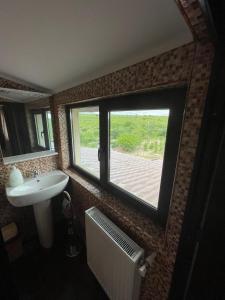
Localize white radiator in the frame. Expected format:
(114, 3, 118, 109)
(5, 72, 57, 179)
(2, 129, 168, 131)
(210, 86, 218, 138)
(85, 207, 145, 300)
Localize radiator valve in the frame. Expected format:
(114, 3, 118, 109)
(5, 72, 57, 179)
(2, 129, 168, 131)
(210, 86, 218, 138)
(139, 264, 147, 277)
(146, 251, 157, 267)
(139, 251, 156, 278)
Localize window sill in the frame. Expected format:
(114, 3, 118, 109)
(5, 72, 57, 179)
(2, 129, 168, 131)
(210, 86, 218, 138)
(64, 167, 165, 252)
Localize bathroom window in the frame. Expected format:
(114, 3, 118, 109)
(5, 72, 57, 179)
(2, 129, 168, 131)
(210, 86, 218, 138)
(67, 88, 186, 225)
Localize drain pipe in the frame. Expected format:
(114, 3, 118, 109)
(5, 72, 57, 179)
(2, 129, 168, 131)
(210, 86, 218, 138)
(62, 191, 80, 257)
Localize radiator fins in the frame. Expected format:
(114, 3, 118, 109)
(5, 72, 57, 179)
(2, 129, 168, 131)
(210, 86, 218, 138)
(92, 210, 137, 257)
(86, 207, 143, 260)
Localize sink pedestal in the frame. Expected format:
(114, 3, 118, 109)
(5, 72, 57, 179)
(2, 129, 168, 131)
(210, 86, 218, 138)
(33, 199, 53, 248)
(6, 170, 69, 249)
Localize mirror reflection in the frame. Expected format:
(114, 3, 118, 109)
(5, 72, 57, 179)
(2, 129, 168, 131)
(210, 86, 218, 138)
(0, 99, 54, 158)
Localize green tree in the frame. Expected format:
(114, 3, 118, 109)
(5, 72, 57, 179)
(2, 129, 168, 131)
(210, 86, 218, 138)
(117, 134, 141, 152)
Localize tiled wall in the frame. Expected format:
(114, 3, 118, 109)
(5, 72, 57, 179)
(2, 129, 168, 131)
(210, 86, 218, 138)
(51, 1, 214, 299)
(0, 77, 37, 92)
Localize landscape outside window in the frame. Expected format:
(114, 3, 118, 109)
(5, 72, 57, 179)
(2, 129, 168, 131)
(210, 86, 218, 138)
(34, 113, 46, 148)
(46, 111, 55, 150)
(33, 110, 54, 150)
(71, 106, 100, 178)
(109, 110, 169, 208)
(71, 107, 169, 208)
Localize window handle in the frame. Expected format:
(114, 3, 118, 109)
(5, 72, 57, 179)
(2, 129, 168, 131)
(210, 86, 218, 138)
(98, 148, 101, 162)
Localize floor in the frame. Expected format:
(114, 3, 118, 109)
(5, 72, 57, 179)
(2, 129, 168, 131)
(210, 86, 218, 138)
(80, 147, 163, 208)
(10, 243, 108, 300)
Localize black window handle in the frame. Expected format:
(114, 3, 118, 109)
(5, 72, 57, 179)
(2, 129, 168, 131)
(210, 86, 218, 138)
(98, 148, 101, 162)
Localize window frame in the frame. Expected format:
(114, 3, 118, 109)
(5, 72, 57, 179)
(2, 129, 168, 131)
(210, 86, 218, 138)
(66, 102, 102, 182)
(66, 87, 186, 226)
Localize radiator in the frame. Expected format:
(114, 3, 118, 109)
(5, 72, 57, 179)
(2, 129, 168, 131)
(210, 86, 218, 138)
(85, 207, 145, 300)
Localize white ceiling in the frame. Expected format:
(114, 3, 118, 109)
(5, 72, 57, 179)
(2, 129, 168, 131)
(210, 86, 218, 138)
(0, 0, 192, 93)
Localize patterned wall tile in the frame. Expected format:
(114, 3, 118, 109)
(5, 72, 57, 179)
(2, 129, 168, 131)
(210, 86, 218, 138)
(0, 155, 58, 188)
(0, 77, 37, 92)
(152, 43, 195, 86)
(135, 58, 154, 89)
(111, 65, 137, 94)
(92, 74, 113, 98)
(56, 105, 70, 169)
(176, 0, 210, 41)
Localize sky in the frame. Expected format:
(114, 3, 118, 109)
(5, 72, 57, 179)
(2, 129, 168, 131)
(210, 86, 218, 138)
(80, 109, 170, 116)
(111, 110, 169, 116)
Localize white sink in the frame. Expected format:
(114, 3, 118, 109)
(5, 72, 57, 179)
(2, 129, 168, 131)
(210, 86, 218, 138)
(6, 170, 69, 248)
(6, 170, 69, 207)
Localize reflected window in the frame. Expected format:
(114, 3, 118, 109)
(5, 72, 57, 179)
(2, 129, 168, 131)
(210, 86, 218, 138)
(32, 110, 54, 151)
(34, 113, 46, 148)
(0, 107, 11, 156)
(46, 111, 54, 150)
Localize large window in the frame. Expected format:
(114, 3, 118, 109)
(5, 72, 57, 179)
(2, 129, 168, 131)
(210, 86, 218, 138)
(67, 88, 186, 225)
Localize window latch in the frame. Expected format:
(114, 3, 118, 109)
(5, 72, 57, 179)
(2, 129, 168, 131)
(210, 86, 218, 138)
(98, 148, 101, 162)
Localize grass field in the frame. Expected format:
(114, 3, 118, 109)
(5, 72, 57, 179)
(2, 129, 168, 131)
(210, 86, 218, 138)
(79, 113, 169, 159)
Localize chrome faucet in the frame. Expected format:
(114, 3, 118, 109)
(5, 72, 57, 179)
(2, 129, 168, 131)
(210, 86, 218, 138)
(32, 170, 39, 178)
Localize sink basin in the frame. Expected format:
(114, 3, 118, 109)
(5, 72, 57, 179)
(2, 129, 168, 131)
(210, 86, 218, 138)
(6, 170, 69, 207)
(6, 170, 69, 248)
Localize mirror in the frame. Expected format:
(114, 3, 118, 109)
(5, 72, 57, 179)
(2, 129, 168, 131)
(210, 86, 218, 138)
(0, 88, 55, 159)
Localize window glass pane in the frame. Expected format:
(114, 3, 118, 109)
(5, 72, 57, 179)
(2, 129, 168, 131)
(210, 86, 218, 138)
(46, 111, 54, 150)
(71, 106, 100, 178)
(34, 113, 46, 148)
(109, 109, 169, 208)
